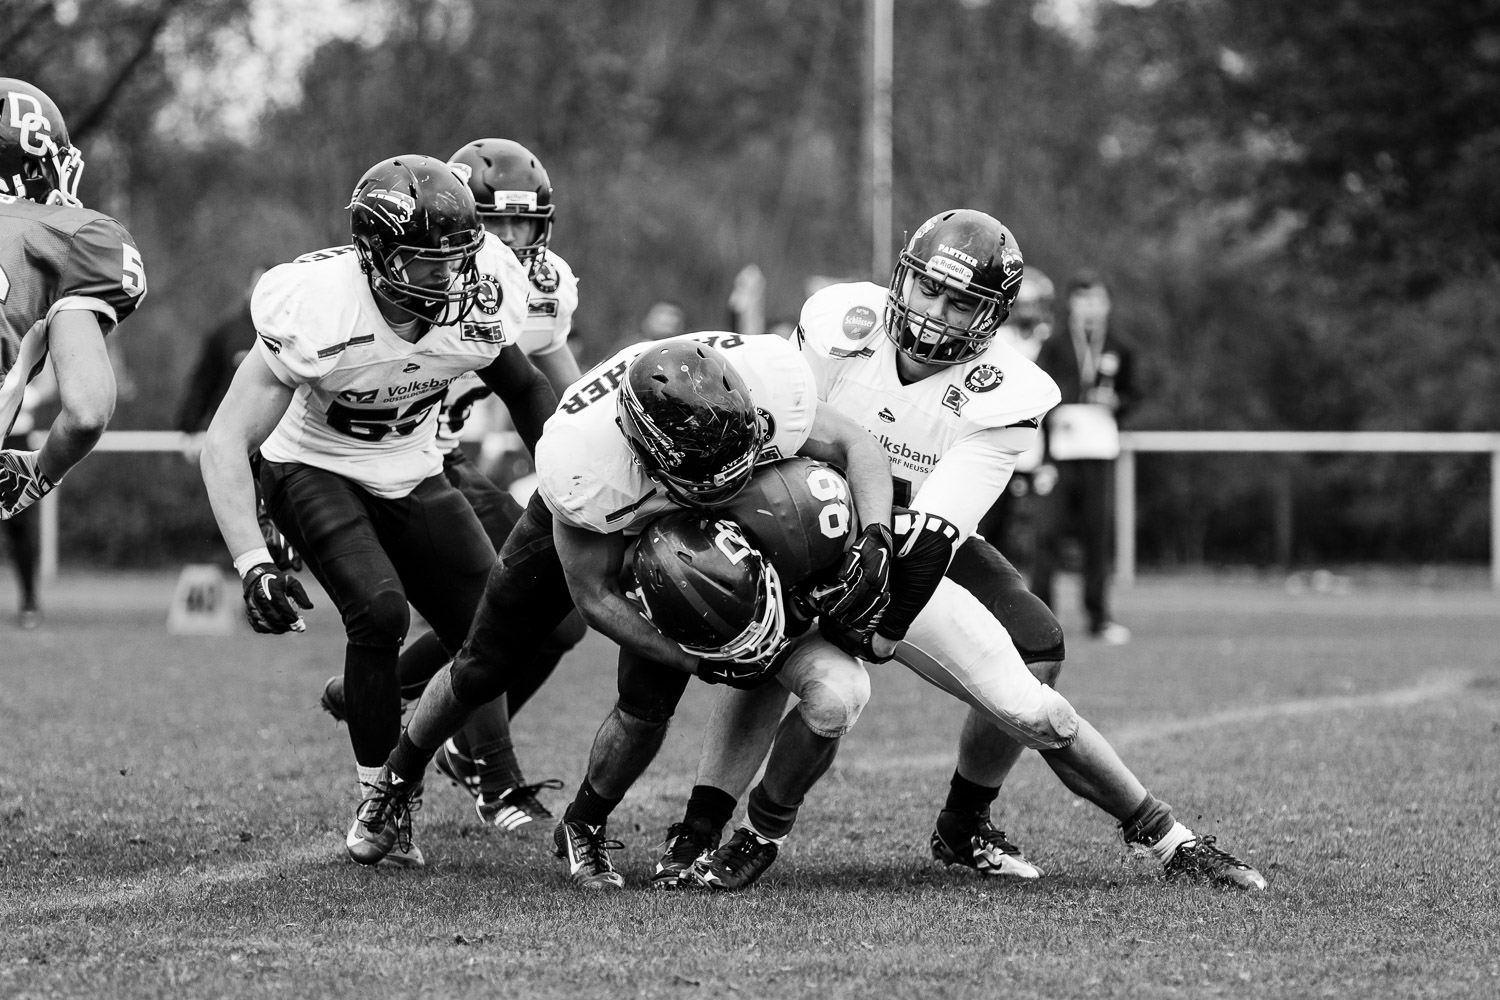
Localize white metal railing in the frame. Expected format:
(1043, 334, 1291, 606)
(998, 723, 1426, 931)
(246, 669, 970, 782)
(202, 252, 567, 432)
(1114, 431, 1500, 589)
(26, 430, 1500, 589)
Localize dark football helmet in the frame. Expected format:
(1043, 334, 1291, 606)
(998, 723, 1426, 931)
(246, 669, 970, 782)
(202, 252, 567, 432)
(886, 209, 1025, 366)
(447, 138, 555, 264)
(633, 511, 787, 663)
(348, 155, 485, 325)
(617, 340, 762, 509)
(722, 458, 854, 594)
(0, 78, 84, 207)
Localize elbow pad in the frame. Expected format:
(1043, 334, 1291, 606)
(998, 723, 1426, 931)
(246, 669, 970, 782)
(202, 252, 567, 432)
(876, 508, 959, 642)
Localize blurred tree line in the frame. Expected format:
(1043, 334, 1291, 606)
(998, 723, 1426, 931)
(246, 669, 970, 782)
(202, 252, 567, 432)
(3, 0, 1496, 569)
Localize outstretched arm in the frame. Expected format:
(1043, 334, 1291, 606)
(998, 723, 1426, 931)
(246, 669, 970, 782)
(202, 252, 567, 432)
(37, 310, 117, 484)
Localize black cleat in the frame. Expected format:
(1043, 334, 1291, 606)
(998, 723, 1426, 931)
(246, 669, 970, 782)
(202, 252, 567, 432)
(1163, 836, 1268, 891)
(930, 815, 1043, 879)
(553, 819, 625, 889)
(694, 827, 778, 892)
(651, 822, 720, 890)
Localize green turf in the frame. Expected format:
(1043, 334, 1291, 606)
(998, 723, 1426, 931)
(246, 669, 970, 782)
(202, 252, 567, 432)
(1, 571, 1497, 998)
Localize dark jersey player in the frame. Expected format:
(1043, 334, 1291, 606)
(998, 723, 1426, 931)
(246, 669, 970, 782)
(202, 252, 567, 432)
(1, 78, 146, 519)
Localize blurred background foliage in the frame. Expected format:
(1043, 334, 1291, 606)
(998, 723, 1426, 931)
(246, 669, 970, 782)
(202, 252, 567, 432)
(3, 0, 1497, 568)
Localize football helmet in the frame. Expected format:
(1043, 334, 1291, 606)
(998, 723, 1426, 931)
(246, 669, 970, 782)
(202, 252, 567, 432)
(886, 209, 1025, 366)
(447, 138, 555, 263)
(617, 340, 762, 508)
(721, 458, 854, 593)
(633, 511, 787, 663)
(0, 78, 84, 207)
(348, 155, 485, 325)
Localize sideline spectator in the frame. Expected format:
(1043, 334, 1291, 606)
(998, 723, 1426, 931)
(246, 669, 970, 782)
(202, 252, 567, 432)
(1031, 270, 1135, 644)
(174, 267, 268, 434)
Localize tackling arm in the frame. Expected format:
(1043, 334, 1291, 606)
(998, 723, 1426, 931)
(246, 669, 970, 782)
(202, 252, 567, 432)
(554, 519, 702, 674)
(477, 345, 557, 454)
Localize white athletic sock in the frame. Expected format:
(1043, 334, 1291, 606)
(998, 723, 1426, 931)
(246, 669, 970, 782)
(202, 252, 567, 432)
(743, 818, 788, 846)
(356, 764, 382, 791)
(1148, 821, 1196, 863)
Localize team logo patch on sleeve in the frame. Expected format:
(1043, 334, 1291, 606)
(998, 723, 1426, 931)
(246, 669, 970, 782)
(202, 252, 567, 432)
(964, 364, 1004, 392)
(532, 259, 560, 294)
(842, 306, 878, 340)
(475, 276, 503, 315)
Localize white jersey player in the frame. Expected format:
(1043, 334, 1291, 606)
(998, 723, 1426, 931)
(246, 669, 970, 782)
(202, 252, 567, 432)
(201, 154, 558, 869)
(662, 211, 1266, 895)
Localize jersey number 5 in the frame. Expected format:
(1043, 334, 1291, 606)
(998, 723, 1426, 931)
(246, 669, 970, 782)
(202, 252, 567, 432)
(326, 388, 445, 442)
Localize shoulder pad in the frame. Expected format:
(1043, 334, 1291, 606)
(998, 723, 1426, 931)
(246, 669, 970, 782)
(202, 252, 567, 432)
(945, 339, 1061, 429)
(250, 258, 363, 384)
(797, 281, 887, 356)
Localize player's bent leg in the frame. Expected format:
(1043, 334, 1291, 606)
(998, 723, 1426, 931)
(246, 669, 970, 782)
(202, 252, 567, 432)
(928, 708, 1044, 879)
(946, 535, 1066, 668)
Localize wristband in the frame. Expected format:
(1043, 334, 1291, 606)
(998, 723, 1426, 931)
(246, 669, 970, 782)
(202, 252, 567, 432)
(234, 548, 274, 578)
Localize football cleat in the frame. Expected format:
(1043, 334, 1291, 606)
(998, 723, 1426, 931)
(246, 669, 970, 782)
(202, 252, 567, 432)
(553, 819, 625, 890)
(345, 767, 422, 867)
(694, 827, 778, 892)
(651, 822, 721, 890)
(382, 782, 426, 868)
(319, 675, 345, 723)
(1161, 835, 1268, 891)
(930, 816, 1044, 879)
(433, 739, 482, 798)
(477, 779, 564, 832)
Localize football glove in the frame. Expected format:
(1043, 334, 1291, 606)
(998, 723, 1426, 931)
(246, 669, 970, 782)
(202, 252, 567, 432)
(444, 385, 493, 434)
(241, 563, 313, 634)
(256, 495, 303, 572)
(695, 639, 793, 690)
(817, 522, 895, 629)
(0, 449, 56, 519)
(818, 616, 898, 664)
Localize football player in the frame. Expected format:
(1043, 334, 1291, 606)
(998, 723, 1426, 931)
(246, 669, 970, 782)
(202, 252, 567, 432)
(660, 210, 1264, 892)
(319, 139, 587, 832)
(200, 154, 557, 867)
(1, 79, 146, 521)
(358, 333, 896, 883)
(643, 461, 1266, 893)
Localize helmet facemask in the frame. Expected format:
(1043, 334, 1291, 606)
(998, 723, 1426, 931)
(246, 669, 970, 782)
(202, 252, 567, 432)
(886, 256, 1010, 366)
(361, 231, 484, 326)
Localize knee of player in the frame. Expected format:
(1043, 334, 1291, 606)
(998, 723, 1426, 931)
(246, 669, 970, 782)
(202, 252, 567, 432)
(346, 587, 410, 646)
(1029, 686, 1080, 749)
(796, 668, 871, 738)
(1028, 657, 1065, 687)
(614, 694, 676, 730)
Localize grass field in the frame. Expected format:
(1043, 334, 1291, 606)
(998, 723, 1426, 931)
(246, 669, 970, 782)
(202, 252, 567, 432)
(2, 569, 1498, 999)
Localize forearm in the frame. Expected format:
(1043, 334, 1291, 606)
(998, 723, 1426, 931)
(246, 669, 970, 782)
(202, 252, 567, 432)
(201, 435, 269, 564)
(574, 587, 701, 674)
(842, 435, 893, 531)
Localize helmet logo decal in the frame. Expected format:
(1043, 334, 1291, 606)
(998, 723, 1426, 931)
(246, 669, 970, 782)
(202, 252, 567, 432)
(841, 305, 878, 340)
(474, 276, 502, 315)
(447, 161, 473, 184)
(910, 217, 938, 242)
(964, 364, 1004, 392)
(6, 91, 53, 156)
(927, 254, 974, 286)
(362, 188, 416, 232)
(937, 244, 979, 268)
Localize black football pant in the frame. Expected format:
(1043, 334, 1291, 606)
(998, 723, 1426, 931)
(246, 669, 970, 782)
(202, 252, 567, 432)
(946, 532, 1066, 665)
(448, 491, 688, 720)
(261, 461, 494, 766)
(395, 450, 587, 713)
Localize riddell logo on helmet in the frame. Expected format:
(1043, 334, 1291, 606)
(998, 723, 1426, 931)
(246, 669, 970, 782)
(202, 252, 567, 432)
(842, 306, 878, 340)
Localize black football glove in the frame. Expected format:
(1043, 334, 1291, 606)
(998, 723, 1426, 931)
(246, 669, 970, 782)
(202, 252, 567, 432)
(242, 563, 313, 634)
(0, 449, 56, 519)
(256, 496, 303, 572)
(695, 640, 794, 690)
(444, 386, 494, 434)
(818, 616, 897, 664)
(818, 522, 895, 629)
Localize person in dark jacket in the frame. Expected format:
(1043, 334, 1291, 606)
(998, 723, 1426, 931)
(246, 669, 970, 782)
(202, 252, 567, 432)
(1031, 270, 1135, 643)
(174, 267, 266, 433)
